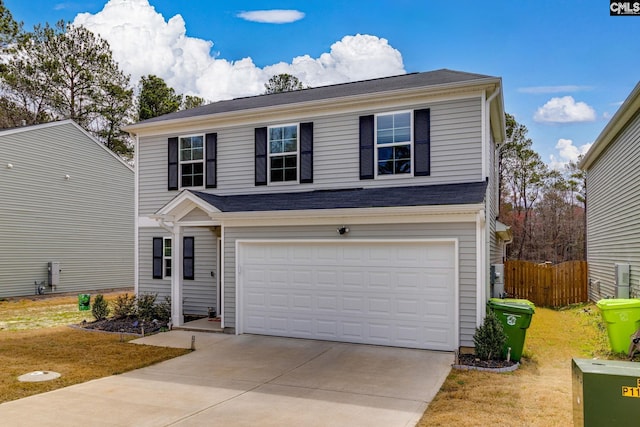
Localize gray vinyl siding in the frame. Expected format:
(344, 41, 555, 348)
(183, 227, 218, 315)
(585, 109, 640, 300)
(138, 227, 171, 300)
(489, 133, 502, 265)
(138, 226, 218, 316)
(223, 222, 478, 347)
(0, 122, 134, 297)
(138, 97, 483, 216)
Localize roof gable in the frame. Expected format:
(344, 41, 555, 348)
(0, 120, 133, 172)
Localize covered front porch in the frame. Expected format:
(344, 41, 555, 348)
(151, 190, 223, 329)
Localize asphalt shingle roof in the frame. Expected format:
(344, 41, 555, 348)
(136, 69, 497, 125)
(189, 181, 488, 213)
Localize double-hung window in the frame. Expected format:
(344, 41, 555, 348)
(179, 135, 204, 187)
(268, 124, 298, 183)
(375, 112, 412, 176)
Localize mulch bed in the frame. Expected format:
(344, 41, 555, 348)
(76, 318, 170, 336)
(453, 353, 519, 372)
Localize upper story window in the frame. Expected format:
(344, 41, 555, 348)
(179, 135, 204, 187)
(269, 124, 298, 183)
(376, 112, 412, 176)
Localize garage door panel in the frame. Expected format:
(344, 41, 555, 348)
(240, 241, 457, 350)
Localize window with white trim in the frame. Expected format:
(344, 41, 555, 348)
(163, 238, 172, 278)
(179, 135, 204, 187)
(375, 112, 412, 176)
(268, 124, 298, 182)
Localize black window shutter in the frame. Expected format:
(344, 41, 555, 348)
(359, 115, 374, 180)
(205, 133, 217, 188)
(168, 137, 179, 190)
(152, 238, 163, 279)
(183, 237, 194, 280)
(255, 127, 267, 186)
(414, 109, 431, 176)
(299, 122, 313, 183)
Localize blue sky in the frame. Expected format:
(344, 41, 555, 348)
(5, 0, 640, 168)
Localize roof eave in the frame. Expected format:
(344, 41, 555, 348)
(125, 77, 502, 136)
(580, 81, 640, 170)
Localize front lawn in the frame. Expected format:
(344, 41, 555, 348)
(0, 293, 189, 403)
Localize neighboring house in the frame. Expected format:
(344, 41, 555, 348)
(0, 120, 134, 298)
(125, 69, 506, 352)
(580, 81, 640, 301)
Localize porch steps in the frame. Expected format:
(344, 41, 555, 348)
(174, 317, 224, 333)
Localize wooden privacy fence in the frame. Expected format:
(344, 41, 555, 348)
(504, 260, 588, 307)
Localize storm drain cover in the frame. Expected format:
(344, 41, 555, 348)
(18, 371, 61, 382)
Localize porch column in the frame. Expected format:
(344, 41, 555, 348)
(171, 224, 183, 326)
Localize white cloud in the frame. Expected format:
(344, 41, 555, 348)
(548, 138, 592, 170)
(237, 10, 305, 24)
(73, 0, 404, 102)
(533, 96, 596, 123)
(518, 85, 592, 94)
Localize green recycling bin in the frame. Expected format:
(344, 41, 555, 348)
(596, 299, 640, 354)
(78, 294, 91, 311)
(488, 298, 535, 362)
(497, 298, 536, 309)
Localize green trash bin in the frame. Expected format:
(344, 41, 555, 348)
(596, 299, 640, 354)
(78, 294, 91, 311)
(496, 298, 536, 309)
(488, 298, 535, 362)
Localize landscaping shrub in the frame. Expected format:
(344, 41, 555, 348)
(91, 294, 110, 320)
(137, 293, 158, 321)
(473, 309, 507, 360)
(112, 293, 137, 318)
(155, 296, 172, 322)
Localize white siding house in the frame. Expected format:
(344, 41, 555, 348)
(0, 120, 134, 297)
(580, 82, 640, 300)
(126, 69, 507, 351)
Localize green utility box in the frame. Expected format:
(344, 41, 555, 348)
(487, 298, 535, 362)
(572, 358, 640, 426)
(78, 294, 91, 311)
(596, 299, 640, 354)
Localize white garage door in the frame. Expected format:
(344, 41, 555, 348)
(238, 240, 457, 350)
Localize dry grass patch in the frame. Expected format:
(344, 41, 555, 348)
(419, 304, 618, 427)
(0, 293, 189, 403)
(0, 293, 122, 331)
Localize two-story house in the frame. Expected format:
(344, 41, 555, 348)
(125, 69, 506, 352)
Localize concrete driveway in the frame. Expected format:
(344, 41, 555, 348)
(0, 332, 453, 426)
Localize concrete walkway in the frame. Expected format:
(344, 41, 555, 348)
(0, 332, 453, 426)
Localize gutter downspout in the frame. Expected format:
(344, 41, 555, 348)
(479, 86, 502, 324)
(486, 86, 501, 105)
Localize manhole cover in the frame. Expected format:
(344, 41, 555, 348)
(18, 371, 61, 382)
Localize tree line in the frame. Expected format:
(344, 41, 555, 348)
(0, 3, 205, 159)
(499, 114, 586, 263)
